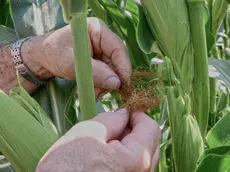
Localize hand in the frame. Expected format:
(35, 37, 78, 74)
(36, 110, 161, 172)
(22, 17, 131, 98)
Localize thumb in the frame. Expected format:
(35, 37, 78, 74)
(92, 59, 121, 90)
(91, 109, 129, 142)
(57, 109, 129, 145)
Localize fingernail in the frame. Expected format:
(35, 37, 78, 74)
(117, 108, 128, 115)
(104, 76, 121, 90)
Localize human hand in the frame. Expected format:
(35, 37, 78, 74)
(22, 17, 131, 98)
(36, 109, 161, 172)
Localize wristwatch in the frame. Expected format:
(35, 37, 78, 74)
(11, 37, 47, 86)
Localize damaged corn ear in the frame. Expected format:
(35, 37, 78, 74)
(174, 115, 204, 172)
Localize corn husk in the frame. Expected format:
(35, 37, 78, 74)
(0, 80, 59, 172)
(138, 0, 194, 94)
(174, 115, 204, 172)
(164, 57, 204, 172)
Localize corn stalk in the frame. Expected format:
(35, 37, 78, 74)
(60, 0, 96, 121)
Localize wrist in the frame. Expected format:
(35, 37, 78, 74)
(21, 36, 54, 80)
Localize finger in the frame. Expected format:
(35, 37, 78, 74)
(150, 145, 160, 172)
(87, 17, 132, 85)
(121, 112, 161, 159)
(91, 109, 129, 142)
(53, 109, 129, 148)
(95, 87, 108, 100)
(77, 87, 106, 99)
(117, 127, 131, 141)
(92, 59, 121, 90)
(57, 54, 121, 91)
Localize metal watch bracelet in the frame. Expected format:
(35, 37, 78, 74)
(11, 37, 47, 86)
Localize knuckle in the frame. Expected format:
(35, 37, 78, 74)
(150, 120, 161, 137)
(87, 17, 106, 31)
(131, 158, 151, 172)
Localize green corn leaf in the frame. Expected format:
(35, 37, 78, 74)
(32, 86, 53, 119)
(203, 1, 216, 52)
(0, 0, 11, 26)
(97, 0, 149, 68)
(207, 113, 230, 148)
(0, 73, 59, 171)
(63, 85, 78, 131)
(88, 0, 111, 25)
(136, 6, 154, 54)
(196, 154, 230, 172)
(212, 0, 228, 36)
(47, 79, 76, 134)
(125, 0, 139, 23)
(0, 26, 17, 45)
(198, 145, 230, 164)
(158, 139, 172, 172)
(208, 58, 230, 89)
(10, 87, 59, 141)
(216, 87, 229, 117)
(0, 90, 59, 172)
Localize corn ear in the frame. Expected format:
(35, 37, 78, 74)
(0, 86, 59, 172)
(163, 57, 204, 172)
(187, 0, 210, 137)
(138, 0, 194, 94)
(174, 115, 204, 172)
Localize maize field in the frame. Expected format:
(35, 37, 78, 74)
(0, 0, 230, 171)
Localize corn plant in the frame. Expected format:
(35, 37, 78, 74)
(0, 0, 230, 172)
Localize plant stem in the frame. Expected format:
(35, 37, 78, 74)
(228, 10, 230, 38)
(209, 47, 219, 127)
(70, 14, 96, 121)
(60, 0, 97, 120)
(187, 0, 210, 137)
(209, 78, 216, 127)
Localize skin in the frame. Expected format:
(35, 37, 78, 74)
(0, 17, 131, 96)
(36, 109, 161, 172)
(0, 17, 161, 171)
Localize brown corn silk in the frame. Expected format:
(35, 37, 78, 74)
(120, 68, 162, 114)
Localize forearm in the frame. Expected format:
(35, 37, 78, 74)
(0, 35, 53, 94)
